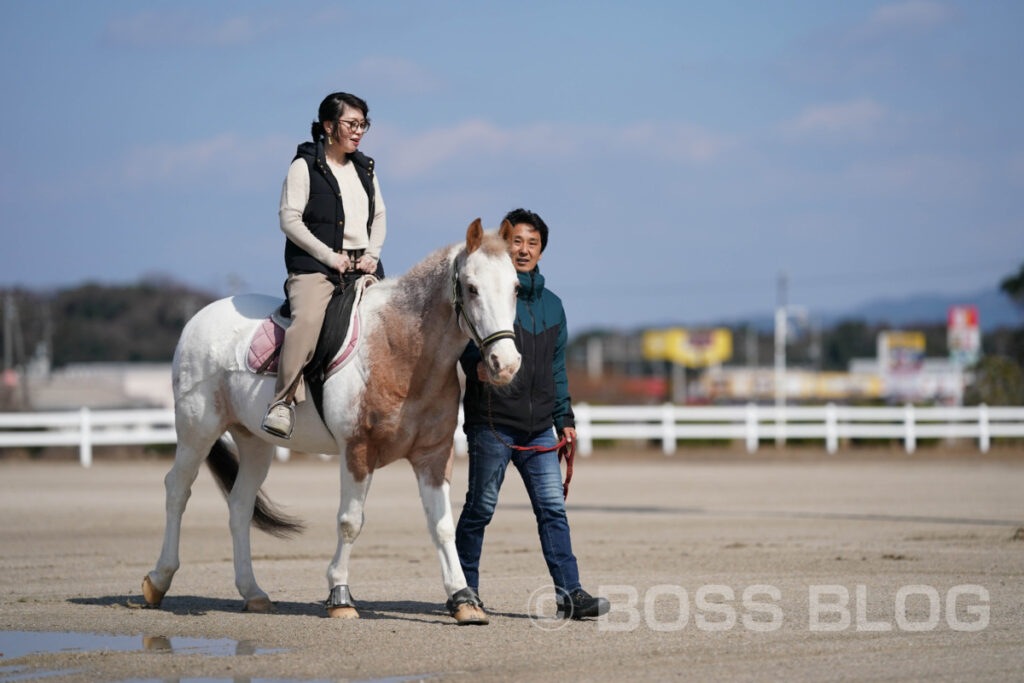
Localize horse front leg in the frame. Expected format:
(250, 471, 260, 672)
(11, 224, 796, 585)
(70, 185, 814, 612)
(415, 467, 488, 625)
(325, 454, 373, 619)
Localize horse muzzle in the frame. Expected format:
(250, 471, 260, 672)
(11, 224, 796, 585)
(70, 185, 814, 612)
(486, 340, 521, 386)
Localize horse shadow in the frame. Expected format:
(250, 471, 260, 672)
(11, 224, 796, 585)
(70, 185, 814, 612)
(69, 595, 531, 623)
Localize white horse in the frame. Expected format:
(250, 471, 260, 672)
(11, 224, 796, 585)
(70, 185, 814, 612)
(142, 220, 520, 624)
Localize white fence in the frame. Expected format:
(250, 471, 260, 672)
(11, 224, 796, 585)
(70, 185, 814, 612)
(573, 403, 1024, 456)
(2, 404, 1023, 467)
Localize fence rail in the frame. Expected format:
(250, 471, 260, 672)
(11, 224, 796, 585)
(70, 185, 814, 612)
(2, 404, 1023, 466)
(573, 403, 1024, 455)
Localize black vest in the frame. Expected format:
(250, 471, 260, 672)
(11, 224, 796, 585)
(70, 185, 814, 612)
(284, 140, 383, 278)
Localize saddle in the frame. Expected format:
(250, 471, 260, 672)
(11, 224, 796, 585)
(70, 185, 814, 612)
(245, 273, 377, 418)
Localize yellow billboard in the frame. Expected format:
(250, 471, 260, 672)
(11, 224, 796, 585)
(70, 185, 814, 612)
(642, 328, 733, 368)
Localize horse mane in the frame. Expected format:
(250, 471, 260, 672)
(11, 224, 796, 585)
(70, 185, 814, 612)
(388, 230, 509, 311)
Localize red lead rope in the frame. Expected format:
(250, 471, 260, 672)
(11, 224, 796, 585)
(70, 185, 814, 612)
(558, 436, 576, 500)
(499, 434, 575, 500)
(485, 389, 576, 500)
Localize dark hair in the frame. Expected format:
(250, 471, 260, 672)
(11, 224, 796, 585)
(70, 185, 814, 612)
(310, 92, 369, 141)
(503, 208, 549, 252)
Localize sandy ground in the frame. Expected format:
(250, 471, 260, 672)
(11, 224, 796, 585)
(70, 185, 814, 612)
(1, 448, 1023, 682)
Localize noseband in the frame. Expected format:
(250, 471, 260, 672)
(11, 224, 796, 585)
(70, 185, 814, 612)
(451, 261, 516, 351)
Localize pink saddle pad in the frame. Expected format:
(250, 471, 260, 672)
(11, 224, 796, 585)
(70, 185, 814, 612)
(247, 317, 285, 374)
(246, 313, 361, 377)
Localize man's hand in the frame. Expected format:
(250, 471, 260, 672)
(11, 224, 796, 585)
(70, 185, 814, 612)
(356, 254, 378, 273)
(560, 427, 577, 444)
(333, 252, 352, 273)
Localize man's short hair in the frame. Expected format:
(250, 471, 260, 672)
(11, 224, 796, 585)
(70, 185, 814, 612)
(503, 208, 549, 252)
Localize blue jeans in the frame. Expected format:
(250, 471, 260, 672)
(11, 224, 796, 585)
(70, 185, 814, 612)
(454, 423, 580, 593)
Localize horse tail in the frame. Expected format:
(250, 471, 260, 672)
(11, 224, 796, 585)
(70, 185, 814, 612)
(205, 438, 305, 539)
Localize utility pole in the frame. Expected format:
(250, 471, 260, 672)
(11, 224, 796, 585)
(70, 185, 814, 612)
(3, 292, 13, 372)
(774, 273, 787, 447)
(3, 292, 28, 408)
(586, 336, 603, 380)
(773, 273, 810, 448)
(745, 325, 758, 368)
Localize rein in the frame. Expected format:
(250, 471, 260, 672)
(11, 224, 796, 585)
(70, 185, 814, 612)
(451, 261, 516, 351)
(453, 252, 575, 500)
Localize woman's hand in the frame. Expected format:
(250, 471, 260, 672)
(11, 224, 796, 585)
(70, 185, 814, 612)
(333, 252, 352, 273)
(356, 254, 378, 273)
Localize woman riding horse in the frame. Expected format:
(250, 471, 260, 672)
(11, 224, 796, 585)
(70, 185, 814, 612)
(264, 92, 386, 438)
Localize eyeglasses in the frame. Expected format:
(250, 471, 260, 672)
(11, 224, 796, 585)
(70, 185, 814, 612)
(338, 118, 371, 133)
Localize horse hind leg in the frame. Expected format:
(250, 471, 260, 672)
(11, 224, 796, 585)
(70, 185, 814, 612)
(144, 422, 222, 606)
(222, 427, 283, 613)
(325, 453, 373, 619)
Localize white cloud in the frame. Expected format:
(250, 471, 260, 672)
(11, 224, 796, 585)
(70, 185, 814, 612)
(346, 57, 446, 96)
(784, 99, 887, 139)
(375, 119, 732, 179)
(841, 154, 981, 198)
(869, 0, 954, 31)
(120, 134, 292, 189)
(103, 11, 275, 48)
(621, 122, 733, 163)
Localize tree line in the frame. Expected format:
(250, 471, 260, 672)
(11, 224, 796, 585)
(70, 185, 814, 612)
(1, 277, 214, 368)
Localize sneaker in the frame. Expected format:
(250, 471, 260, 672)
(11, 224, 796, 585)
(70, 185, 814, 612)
(557, 588, 610, 620)
(262, 402, 293, 438)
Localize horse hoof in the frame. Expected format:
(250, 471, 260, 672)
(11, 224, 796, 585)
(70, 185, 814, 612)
(452, 603, 489, 625)
(141, 576, 165, 607)
(243, 597, 276, 613)
(327, 606, 360, 619)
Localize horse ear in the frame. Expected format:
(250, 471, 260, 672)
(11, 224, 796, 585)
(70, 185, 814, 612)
(466, 218, 483, 254)
(499, 219, 514, 244)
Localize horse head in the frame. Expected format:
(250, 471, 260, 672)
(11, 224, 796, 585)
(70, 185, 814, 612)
(454, 218, 522, 385)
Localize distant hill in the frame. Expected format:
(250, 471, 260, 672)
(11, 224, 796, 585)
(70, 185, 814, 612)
(827, 288, 1021, 332)
(717, 287, 1022, 332)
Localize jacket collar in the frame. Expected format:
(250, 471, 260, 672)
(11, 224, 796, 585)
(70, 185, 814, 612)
(517, 268, 545, 302)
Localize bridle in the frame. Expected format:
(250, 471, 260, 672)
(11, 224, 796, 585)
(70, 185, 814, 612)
(452, 255, 576, 500)
(451, 259, 516, 351)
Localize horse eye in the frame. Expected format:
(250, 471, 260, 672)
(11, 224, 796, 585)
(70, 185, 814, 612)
(467, 284, 479, 296)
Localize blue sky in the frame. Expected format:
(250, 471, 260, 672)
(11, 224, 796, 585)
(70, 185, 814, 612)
(1, 0, 1021, 331)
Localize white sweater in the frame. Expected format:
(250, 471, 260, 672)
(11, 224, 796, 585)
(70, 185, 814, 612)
(278, 155, 387, 267)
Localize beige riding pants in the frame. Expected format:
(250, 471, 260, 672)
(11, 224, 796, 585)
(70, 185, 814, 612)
(273, 272, 336, 405)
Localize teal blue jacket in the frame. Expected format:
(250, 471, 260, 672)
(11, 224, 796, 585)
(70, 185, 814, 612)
(460, 268, 575, 434)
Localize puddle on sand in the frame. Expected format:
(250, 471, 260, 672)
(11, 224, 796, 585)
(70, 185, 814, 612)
(0, 666, 81, 682)
(0, 631, 286, 661)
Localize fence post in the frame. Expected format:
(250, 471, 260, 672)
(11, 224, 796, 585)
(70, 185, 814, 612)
(661, 403, 676, 455)
(576, 402, 592, 456)
(904, 403, 916, 454)
(978, 403, 990, 453)
(745, 402, 758, 453)
(825, 402, 838, 454)
(80, 407, 93, 468)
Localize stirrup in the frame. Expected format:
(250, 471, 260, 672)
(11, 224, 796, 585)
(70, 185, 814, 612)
(261, 400, 295, 439)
